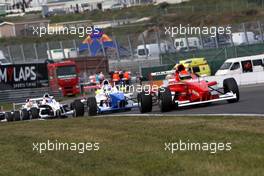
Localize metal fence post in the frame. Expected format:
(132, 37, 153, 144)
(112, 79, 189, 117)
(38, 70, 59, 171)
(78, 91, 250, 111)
(257, 21, 263, 43)
(33, 43, 39, 60)
(7, 46, 13, 63)
(20, 45, 26, 63)
(113, 36, 120, 61)
(155, 30, 162, 57)
(199, 33, 204, 49)
(242, 23, 249, 45)
(234, 46, 238, 57)
(101, 41, 106, 58)
(184, 33, 190, 51)
(170, 36, 176, 50)
(86, 42, 91, 57)
(72, 39, 78, 57)
(127, 34, 134, 59)
(142, 33, 148, 59)
(229, 27, 234, 47)
(60, 41, 66, 59)
(214, 35, 219, 48)
(46, 42, 52, 60)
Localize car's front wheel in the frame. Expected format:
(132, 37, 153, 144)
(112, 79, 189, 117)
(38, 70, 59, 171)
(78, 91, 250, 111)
(137, 91, 152, 113)
(158, 87, 173, 112)
(223, 78, 240, 103)
(31, 107, 39, 119)
(73, 99, 85, 117)
(87, 97, 97, 116)
(21, 109, 30, 120)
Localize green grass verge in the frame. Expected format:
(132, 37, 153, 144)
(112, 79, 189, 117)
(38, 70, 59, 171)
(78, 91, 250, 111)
(0, 116, 263, 176)
(0, 103, 13, 111)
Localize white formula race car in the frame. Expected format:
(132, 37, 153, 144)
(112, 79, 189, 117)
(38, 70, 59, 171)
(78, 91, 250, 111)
(10, 94, 84, 120)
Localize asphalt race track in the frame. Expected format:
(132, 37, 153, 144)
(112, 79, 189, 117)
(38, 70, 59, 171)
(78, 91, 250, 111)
(120, 84, 264, 116)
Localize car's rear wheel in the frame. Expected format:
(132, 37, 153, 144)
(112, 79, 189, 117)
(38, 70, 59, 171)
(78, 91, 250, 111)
(87, 97, 97, 116)
(137, 91, 152, 113)
(14, 111, 21, 121)
(73, 99, 85, 117)
(158, 87, 173, 112)
(5, 112, 13, 122)
(223, 78, 240, 103)
(31, 107, 39, 119)
(21, 109, 30, 120)
(56, 109, 62, 118)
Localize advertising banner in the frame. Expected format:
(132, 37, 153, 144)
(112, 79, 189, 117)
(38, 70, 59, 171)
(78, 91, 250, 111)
(0, 63, 49, 90)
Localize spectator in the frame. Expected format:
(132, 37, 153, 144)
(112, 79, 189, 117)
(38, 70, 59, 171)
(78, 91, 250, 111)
(99, 71, 105, 84)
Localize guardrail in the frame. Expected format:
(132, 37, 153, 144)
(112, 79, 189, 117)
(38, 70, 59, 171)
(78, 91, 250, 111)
(0, 88, 62, 104)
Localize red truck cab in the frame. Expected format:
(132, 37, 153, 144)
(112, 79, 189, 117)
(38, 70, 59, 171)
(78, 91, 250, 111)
(48, 60, 80, 96)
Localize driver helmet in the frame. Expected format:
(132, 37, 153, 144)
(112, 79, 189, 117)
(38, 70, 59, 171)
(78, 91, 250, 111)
(102, 80, 111, 91)
(177, 64, 186, 72)
(43, 93, 50, 98)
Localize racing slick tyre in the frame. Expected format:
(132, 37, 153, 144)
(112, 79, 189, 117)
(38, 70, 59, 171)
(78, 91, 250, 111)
(30, 107, 39, 119)
(5, 112, 13, 122)
(137, 91, 152, 113)
(14, 111, 21, 121)
(223, 78, 240, 103)
(158, 87, 173, 112)
(21, 109, 30, 120)
(73, 99, 85, 117)
(56, 110, 62, 118)
(87, 97, 97, 116)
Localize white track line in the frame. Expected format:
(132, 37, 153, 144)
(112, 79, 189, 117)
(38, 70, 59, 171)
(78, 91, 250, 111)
(102, 113, 264, 117)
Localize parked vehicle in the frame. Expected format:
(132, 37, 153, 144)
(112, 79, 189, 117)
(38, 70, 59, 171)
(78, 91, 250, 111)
(230, 32, 259, 46)
(0, 60, 80, 96)
(48, 60, 80, 96)
(203, 35, 231, 48)
(178, 58, 211, 76)
(111, 3, 125, 10)
(0, 50, 11, 65)
(215, 54, 264, 76)
(47, 48, 78, 60)
(174, 37, 202, 51)
(137, 43, 173, 58)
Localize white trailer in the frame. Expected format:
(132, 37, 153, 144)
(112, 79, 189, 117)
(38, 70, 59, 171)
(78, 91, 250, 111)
(47, 48, 78, 60)
(174, 37, 202, 51)
(231, 32, 259, 46)
(136, 43, 173, 58)
(0, 50, 11, 65)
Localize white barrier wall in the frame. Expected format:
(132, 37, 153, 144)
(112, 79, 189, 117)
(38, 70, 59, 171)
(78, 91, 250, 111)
(203, 71, 264, 87)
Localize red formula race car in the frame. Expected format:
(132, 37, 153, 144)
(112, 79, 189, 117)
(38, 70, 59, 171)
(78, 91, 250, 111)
(137, 65, 240, 113)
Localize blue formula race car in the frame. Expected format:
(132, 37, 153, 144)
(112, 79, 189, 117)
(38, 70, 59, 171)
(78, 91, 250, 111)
(84, 80, 138, 116)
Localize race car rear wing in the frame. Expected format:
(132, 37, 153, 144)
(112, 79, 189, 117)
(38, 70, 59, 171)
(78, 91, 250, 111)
(12, 96, 54, 110)
(150, 70, 174, 76)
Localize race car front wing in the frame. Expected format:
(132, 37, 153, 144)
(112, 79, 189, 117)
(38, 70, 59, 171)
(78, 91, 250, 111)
(174, 92, 237, 107)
